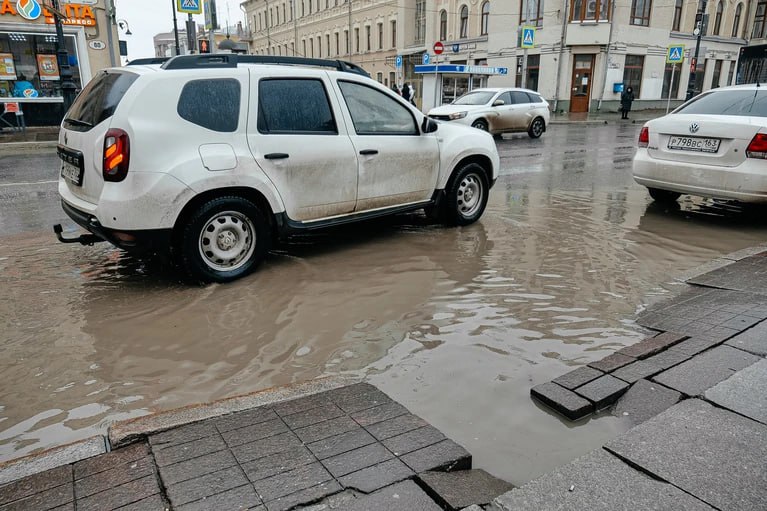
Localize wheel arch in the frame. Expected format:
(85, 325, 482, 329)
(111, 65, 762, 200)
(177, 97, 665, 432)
(444, 154, 494, 193)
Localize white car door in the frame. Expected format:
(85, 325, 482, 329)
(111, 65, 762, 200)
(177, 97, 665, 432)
(332, 78, 440, 211)
(247, 74, 358, 222)
(509, 91, 535, 130)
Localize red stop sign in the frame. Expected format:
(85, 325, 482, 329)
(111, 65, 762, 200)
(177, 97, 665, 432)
(433, 41, 444, 55)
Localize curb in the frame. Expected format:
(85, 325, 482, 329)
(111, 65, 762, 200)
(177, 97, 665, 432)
(549, 119, 653, 125)
(0, 436, 107, 485)
(0, 141, 57, 156)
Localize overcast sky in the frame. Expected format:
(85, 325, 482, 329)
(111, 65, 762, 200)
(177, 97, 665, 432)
(113, 0, 245, 61)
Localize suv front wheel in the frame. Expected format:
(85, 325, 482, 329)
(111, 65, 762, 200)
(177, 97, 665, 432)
(442, 163, 489, 226)
(180, 196, 270, 283)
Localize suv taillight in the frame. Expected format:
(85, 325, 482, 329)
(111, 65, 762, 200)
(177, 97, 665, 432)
(746, 133, 767, 159)
(638, 127, 649, 148)
(103, 128, 130, 182)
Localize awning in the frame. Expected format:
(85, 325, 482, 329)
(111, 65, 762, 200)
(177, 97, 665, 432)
(414, 64, 509, 76)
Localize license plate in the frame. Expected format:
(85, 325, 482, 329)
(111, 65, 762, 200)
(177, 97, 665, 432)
(58, 146, 84, 186)
(668, 136, 721, 153)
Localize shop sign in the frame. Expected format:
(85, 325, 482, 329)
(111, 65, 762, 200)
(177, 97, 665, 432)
(0, 52, 16, 80)
(0, 1, 97, 27)
(37, 54, 59, 80)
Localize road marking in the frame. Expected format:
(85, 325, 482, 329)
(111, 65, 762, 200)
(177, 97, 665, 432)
(0, 180, 58, 187)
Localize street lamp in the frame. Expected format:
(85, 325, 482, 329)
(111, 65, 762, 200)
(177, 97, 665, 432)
(45, 0, 77, 113)
(117, 20, 133, 36)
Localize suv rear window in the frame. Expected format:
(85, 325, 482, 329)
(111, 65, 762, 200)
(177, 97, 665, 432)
(178, 78, 241, 132)
(64, 71, 138, 132)
(675, 89, 767, 117)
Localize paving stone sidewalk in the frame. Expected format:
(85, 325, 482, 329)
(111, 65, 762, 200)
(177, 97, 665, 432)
(0, 383, 514, 511)
(502, 249, 767, 510)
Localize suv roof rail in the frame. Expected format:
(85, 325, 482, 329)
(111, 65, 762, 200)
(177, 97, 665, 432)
(127, 57, 171, 66)
(161, 54, 369, 77)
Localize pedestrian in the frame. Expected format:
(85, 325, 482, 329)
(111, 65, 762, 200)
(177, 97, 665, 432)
(401, 83, 410, 102)
(620, 86, 635, 120)
(406, 83, 416, 106)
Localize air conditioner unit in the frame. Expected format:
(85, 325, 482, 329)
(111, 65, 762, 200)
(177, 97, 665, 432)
(586, 0, 598, 17)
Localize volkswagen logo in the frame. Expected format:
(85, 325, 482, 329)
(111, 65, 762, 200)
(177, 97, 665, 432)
(689, 123, 700, 134)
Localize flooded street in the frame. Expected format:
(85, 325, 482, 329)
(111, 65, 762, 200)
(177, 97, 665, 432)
(2, 123, 766, 485)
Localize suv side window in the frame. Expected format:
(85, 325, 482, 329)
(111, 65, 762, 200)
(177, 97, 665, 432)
(526, 92, 544, 103)
(338, 81, 417, 135)
(177, 78, 241, 132)
(510, 91, 531, 105)
(497, 92, 512, 105)
(258, 78, 337, 134)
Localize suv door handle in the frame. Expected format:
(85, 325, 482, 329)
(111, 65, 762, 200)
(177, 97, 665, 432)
(265, 153, 289, 160)
(359, 149, 378, 155)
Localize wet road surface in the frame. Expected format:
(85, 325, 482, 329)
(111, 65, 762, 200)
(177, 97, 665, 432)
(2, 123, 767, 484)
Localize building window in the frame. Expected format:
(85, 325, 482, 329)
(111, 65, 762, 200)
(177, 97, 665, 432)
(481, 2, 490, 35)
(378, 23, 383, 49)
(310, 38, 314, 57)
(309, 0, 313, 14)
(571, 0, 609, 21)
(630, 0, 651, 26)
(521, 0, 543, 27)
(727, 62, 735, 85)
(355, 27, 359, 52)
(672, 0, 683, 31)
(302, 39, 306, 56)
(733, 3, 743, 36)
(391, 20, 397, 47)
(713, 1, 723, 35)
(460, 5, 469, 38)
(335, 33, 339, 55)
(301, 1, 305, 17)
(344, 30, 349, 54)
(526, 54, 540, 91)
(283, 3, 287, 22)
(693, 59, 706, 94)
(711, 59, 723, 87)
(755, 1, 767, 38)
(365, 26, 371, 51)
(439, 10, 447, 41)
(662, 62, 681, 99)
(326, 34, 330, 56)
(415, 0, 426, 45)
(376, 72, 383, 83)
(389, 71, 395, 87)
(622, 55, 644, 97)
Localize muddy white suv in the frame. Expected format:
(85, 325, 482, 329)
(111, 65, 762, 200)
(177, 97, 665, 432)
(54, 55, 499, 282)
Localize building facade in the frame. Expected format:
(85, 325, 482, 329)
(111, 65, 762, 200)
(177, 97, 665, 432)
(243, 0, 762, 112)
(0, 0, 120, 125)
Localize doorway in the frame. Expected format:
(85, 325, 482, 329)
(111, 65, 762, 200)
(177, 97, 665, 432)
(570, 55, 594, 113)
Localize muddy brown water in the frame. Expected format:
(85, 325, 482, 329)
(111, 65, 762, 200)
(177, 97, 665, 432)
(2, 124, 766, 484)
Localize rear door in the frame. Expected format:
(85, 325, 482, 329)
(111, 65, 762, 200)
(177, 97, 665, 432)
(508, 91, 535, 130)
(247, 73, 358, 221)
(59, 70, 139, 204)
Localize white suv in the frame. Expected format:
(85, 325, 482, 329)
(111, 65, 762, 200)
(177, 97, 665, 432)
(54, 55, 500, 282)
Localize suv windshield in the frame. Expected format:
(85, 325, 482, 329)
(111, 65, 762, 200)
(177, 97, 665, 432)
(675, 89, 767, 117)
(64, 71, 138, 131)
(453, 91, 495, 105)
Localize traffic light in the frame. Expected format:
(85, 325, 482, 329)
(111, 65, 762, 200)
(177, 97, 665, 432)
(198, 39, 210, 54)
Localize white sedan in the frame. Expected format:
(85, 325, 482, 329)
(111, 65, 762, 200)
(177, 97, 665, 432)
(633, 84, 767, 203)
(428, 88, 550, 138)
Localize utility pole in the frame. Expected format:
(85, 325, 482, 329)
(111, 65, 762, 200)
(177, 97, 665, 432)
(686, 0, 708, 100)
(186, 13, 196, 54)
(521, 1, 529, 88)
(348, 0, 352, 61)
(50, 0, 77, 112)
(171, 0, 181, 55)
(291, 0, 298, 55)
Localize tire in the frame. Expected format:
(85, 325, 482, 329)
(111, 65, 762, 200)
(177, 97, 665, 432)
(179, 196, 270, 283)
(472, 119, 489, 132)
(442, 163, 490, 226)
(528, 117, 545, 138)
(648, 187, 681, 204)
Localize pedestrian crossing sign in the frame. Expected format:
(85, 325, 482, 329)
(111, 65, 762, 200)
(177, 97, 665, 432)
(521, 26, 535, 49)
(177, 0, 202, 14)
(667, 45, 685, 64)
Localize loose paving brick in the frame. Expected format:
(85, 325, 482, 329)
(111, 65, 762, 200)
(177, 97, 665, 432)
(705, 359, 767, 425)
(587, 352, 635, 373)
(400, 439, 471, 473)
(221, 418, 289, 448)
(365, 413, 429, 441)
(612, 379, 681, 424)
(176, 485, 262, 511)
(157, 448, 237, 486)
(381, 426, 446, 456)
(573, 375, 629, 410)
(149, 422, 217, 449)
(77, 475, 160, 511)
(725, 320, 767, 356)
(418, 469, 515, 510)
(338, 458, 414, 493)
(550, 366, 603, 390)
(241, 446, 316, 482)
(231, 432, 304, 465)
(213, 408, 279, 434)
(343, 480, 441, 511)
(116, 493, 168, 511)
(611, 359, 663, 384)
(252, 462, 333, 502)
(350, 401, 409, 426)
(272, 393, 333, 418)
(0, 483, 73, 511)
(0, 465, 71, 505)
(73, 442, 149, 480)
(530, 382, 593, 420)
(280, 402, 345, 430)
(152, 434, 226, 467)
(75, 455, 154, 498)
(653, 345, 760, 396)
(264, 481, 341, 511)
(321, 443, 393, 478)
(606, 399, 767, 511)
(617, 332, 686, 359)
(294, 416, 360, 444)
(307, 428, 377, 460)
(644, 347, 691, 370)
(165, 466, 249, 507)
(668, 336, 723, 357)
(325, 384, 392, 414)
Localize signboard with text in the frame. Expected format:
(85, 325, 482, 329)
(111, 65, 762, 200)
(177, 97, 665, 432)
(0, 53, 16, 80)
(37, 54, 59, 81)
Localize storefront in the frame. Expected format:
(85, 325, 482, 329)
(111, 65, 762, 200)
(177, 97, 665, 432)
(0, 0, 119, 126)
(415, 63, 509, 111)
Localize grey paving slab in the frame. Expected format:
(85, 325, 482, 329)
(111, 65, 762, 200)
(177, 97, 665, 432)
(644, 347, 692, 370)
(338, 458, 414, 493)
(280, 403, 345, 430)
(530, 382, 593, 420)
(349, 401, 409, 426)
(418, 469, 514, 510)
(263, 481, 341, 511)
(252, 462, 333, 502)
(271, 394, 334, 418)
(0, 482, 73, 511)
(152, 434, 227, 467)
(705, 359, 767, 425)
(74, 455, 154, 498)
(149, 422, 217, 449)
(365, 413, 429, 441)
(668, 336, 724, 357)
(610, 359, 664, 384)
(231, 432, 304, 465)
(677, 257, 735, 282)
(294, 416, 360, 444)
(0, 465, 71, 506)
(176, 484, 262, 511)
(573, 375, 629, 410)
(307, 428, 377, 460)
(241, 445, 316, 483)
(587, 352, 635, 373)
(612, 379, 681, 424)
(381, 426, 446, 456)
(166, 466, 248, 507)
(400, 439, 471, 473)
(73, 442, 149, 480)
(653, 345, 761, 396)
(115, 493, 168, 511)
(77, 474, 160, 511)
(343, 480, 441, 511)
(221, 418, 289, 448)
(321, 443, 394, 478)
(157, 448, 238, 486)
(725, 320, 767, 356)
(616, 332, 686, 359)
(0, 436, 106, 485)
(213, 408, 279, 434)
(606, 399, 767, 511)
(493, 448, 713, 511)
(325, 384, 392, 414)
(551, 366, 603, 390)
(688, 254, 767, 295)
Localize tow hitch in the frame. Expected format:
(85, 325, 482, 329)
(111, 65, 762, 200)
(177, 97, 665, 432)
(53, 224, 103, 246)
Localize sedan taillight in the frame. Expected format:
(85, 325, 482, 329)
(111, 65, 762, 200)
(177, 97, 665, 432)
(638, 127, 649, 148)
(746, 133, 767, 159)
(103, 128, 130, 182)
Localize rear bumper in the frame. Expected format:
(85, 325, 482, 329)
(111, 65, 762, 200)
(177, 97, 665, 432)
(61, 200, 172, 253)
(633, 149, 767, 203)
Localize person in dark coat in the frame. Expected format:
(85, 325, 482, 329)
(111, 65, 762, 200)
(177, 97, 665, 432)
(620, 86, 635, 119)
(401, 83, 411, 101)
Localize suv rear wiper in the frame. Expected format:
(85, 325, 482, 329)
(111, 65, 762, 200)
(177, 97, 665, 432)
(64, 118, 93, 128)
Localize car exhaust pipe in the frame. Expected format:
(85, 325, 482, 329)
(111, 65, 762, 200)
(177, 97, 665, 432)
(53, 224, 103, 246)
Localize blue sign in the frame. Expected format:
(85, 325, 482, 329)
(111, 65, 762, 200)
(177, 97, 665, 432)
(177, 0, 202, 14)
(414, 65, 509, 76)
(521, 26, 535, 49)
(395, 55, 402, 68)
(452, 44, 460, 53)
(422, 53, 431, 65)
(667, 45, 685, 64)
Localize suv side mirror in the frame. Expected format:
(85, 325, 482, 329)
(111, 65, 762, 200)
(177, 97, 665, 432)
(493, 99, 505, 107)
(422, 117, 439, 134)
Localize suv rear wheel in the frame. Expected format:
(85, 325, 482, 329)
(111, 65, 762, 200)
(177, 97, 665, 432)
(528, 117, 545, 138)
(442, 163, 489, 226)
(648, 187, 681, 204)
(180, 196, 270, 283)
